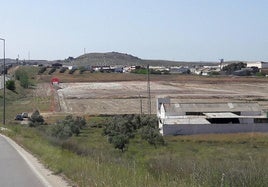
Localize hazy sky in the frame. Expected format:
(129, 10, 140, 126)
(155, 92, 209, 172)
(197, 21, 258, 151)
(1, 0, 268, 61)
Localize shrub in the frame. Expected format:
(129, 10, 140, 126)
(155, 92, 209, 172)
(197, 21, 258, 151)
(15, 68, 30, 88)
(38, 67, 47, 74)
(50, 123, 73, 139)
(209, 71, 220, 76)
(79, 66, 87, 74)
(29, 110, 45, 127)
(6, 80, 15, 91)
(140, 126, 165, 147)
(48, 68, 56, 75)
(131, 68, 148, 74)
(69, 69, 76, 74)
(50, 115, 87, 139)
(20, 74, 30, 88)
(59, 67, 68, 73)
(256, 72, 265, 77)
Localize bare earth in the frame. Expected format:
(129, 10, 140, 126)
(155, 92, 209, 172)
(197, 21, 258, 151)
(53, 79, 268, 115)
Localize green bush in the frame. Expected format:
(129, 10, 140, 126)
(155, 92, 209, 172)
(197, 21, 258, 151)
(131, 68, 148, 74)
(79, 66, 87, 74)
(50, 123, 73, 139)
(15, 68, 30, 88)
(20, 75, 29, 88)
(140, 126, 165, 147)
(48, 68, 56, 75)
(59, 67, 68, 73)
(69, 69, 76, 74)
(38, 67, 47, 74)
(6, 80, 16, 91)
(50, 115, 86, 139)
(256, 72, 266, 77)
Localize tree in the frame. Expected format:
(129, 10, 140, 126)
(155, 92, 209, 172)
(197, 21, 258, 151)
(140, 126, 165, 147)
(108, 133, 129, 152)
(222, 62, 247, 74)
(6, 80, 15, 91)
(38, 67, 47, 74)
(103, 115, 164, 151)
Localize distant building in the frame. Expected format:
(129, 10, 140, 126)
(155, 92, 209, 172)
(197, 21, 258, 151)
(157, 97, 268, 136)
(246, 61, 268, 69)
(169, 66, 190, 74)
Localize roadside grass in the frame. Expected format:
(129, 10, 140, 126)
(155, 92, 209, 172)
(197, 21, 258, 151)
(2, 121, 268, 187)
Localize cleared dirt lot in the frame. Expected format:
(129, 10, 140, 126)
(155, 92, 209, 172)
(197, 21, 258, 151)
(55, 78, 268, 115)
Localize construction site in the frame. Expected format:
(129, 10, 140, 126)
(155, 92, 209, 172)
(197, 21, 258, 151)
(46, 77, 268, 115)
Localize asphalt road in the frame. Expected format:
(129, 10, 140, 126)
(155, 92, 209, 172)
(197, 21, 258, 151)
(0, 135, 47, 187)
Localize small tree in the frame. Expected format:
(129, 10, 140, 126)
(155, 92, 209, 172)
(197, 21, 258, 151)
(109, 133, 129, 152)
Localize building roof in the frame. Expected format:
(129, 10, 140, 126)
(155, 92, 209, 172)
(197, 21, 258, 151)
(163, 117, 211, 125)
(163, 102, 262, 115)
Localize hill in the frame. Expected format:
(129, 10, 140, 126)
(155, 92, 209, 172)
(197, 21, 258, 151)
(70, 52, 219, 67)
(73, 52, 141, 66)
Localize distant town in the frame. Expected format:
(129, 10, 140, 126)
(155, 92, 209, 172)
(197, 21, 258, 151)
(1, 52, 268, 77)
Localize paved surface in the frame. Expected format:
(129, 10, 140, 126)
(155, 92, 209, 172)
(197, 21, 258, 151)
(0, 135, 47, 187)
(0, 134, 70, 187)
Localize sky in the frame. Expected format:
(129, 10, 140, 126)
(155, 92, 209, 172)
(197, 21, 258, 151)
(0, 0, 268, 61)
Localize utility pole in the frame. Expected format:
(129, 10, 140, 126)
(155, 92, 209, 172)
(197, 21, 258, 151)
(147, 64, 151, 115)
(0, 38, 6, 125)
(139, 95, 143, 115)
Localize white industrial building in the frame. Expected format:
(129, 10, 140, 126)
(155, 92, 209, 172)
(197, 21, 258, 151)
(246, 61, 268, 69)
(157, 97, 268, 135)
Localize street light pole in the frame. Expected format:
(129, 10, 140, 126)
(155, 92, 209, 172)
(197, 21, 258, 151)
(0, 38, 5, 125)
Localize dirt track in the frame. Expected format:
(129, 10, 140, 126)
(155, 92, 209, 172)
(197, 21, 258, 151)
(53, 79, 268, 115)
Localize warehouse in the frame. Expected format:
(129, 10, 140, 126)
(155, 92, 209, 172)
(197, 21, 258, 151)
(246, 61, 268, 69)
(157, 97, 268, 135)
